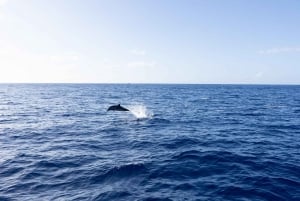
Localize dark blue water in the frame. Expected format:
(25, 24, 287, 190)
(0, 84, 299, 201)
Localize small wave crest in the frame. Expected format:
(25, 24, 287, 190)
(90, 163, 148, 184)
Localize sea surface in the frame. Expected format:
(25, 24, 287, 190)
(0, 84, 299, 201)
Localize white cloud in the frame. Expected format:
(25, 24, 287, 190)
(0, 46, 82, 82)
(0, 12, 3, 20)
(258, 47, 300, 54)
(0, 0, 8, 20)
(130, 49, 146, 56)
(0, 0, 8, 6)
(127, 61, 156, 68)
(255, 71, 264, 78)
(50, 53, 80, 63)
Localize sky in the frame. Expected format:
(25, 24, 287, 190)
(0, 0, 300, 84)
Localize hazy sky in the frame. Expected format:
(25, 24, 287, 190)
(0, 0, 300, 84)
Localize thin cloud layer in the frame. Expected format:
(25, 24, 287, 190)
(127, 61, 156, 68)
(130, 49, 146, 56)
(0, 0, 8, 6)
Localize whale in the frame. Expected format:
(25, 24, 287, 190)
(107, 104, 129, 111)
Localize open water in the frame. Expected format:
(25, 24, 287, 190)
(0, 84, 299, 201)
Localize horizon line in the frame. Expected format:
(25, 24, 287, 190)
(0, 82, 299, 86)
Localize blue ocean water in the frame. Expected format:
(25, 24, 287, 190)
(0, 84, 299, 201)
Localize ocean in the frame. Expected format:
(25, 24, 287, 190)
(0, 84, 299, 201)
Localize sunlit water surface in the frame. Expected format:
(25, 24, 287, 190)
(0, 84, 299, 200)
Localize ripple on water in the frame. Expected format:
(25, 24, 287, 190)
(0, 84, 299, 200)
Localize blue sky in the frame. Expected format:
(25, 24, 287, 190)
(0, 0, 299, 84)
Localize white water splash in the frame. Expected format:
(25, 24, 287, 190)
(128, 105, 153, 119)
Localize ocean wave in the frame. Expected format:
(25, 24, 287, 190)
(90, 163, 148, 184)
(1, 84, 300, 200)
